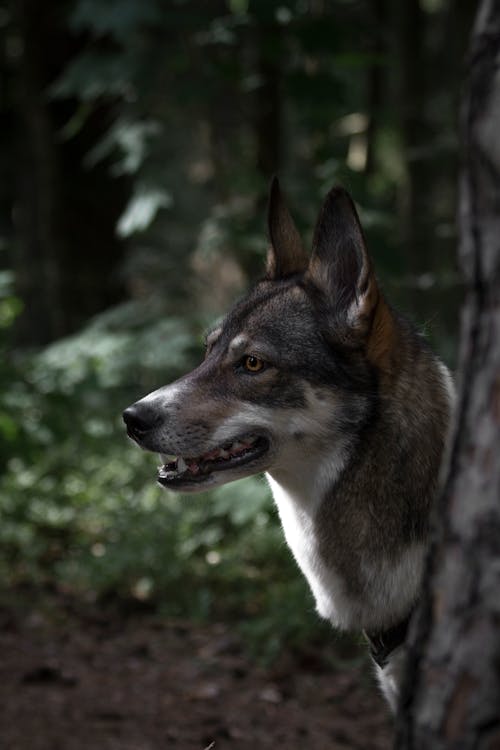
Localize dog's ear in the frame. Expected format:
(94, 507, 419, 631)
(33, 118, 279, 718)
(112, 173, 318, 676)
(307, 187, 377, 328)
(307, 187, 397, 368)
(266, 177, 308, 279)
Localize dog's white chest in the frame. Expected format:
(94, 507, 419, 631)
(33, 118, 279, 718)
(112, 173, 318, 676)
(266, 469, 426, 632)
(266, 473, 351, 628)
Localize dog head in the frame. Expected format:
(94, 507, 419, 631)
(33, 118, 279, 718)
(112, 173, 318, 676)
(123, 180, 394, 492)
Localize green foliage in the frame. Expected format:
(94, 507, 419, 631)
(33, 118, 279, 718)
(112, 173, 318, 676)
(0, 272, 23, 331)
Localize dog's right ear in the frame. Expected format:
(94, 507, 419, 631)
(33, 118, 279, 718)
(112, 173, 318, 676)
(266, 177, 308, 279)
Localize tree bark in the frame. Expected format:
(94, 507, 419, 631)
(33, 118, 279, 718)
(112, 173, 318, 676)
(396, 1, 500, 747)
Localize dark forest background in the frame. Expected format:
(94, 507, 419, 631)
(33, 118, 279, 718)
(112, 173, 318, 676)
(0, 0, 477, 656)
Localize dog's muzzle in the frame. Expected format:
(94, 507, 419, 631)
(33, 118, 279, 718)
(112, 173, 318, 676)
(124, 395, 273, 492)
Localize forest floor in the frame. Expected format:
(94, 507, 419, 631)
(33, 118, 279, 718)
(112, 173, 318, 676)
(0, 597, 393, 750)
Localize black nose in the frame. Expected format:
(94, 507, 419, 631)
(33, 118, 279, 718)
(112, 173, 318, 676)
(123, 402, 159, 442)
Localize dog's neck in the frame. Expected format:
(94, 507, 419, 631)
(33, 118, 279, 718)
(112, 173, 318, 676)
(266, 434, 427, 633)
(267, 438, 349, 512)
(264, 347, 452, 634)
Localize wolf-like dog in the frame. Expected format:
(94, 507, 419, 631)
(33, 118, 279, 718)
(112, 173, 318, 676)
(123, 179, 454, 710)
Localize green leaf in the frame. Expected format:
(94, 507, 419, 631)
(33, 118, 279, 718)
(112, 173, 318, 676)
(0, 412, 18, 441)
(228, 0, 249, 14)
(117, 185, 173, 237)
(69, 0, 162, 43)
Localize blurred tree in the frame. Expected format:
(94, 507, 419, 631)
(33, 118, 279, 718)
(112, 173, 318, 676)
(3, 0, 130, 344)
(396, 0, 476, 326)
(396, 1, 500, 745)
(1, 0, 477, 350)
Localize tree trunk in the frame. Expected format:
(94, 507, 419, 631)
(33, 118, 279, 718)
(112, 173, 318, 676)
(254, 20, 282, 187)
(365, 0, 386, 177)
(399, 0, 429, 273)
(395, 1, 500, 747)
(11, 0, 67, 344)
(8, 0, 129, 346)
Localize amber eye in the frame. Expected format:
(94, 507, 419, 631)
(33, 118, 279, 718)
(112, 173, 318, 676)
(243, 355, 265, 373)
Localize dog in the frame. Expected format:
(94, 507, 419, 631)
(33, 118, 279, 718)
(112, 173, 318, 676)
(123, 179, 454, 711)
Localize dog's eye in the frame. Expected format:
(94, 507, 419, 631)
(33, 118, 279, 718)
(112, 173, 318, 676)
(242, 355, 265, 373)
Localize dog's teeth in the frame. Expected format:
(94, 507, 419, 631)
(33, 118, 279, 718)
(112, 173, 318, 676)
(161, 435, 260, 475)
(159, 466, 178, 478)
(161, 453, 176, 464)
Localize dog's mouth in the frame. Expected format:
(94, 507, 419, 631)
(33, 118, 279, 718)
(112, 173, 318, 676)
(157, 433, 270, 489)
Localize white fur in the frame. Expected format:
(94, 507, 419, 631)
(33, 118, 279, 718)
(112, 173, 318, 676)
(268, 392, 350, 627)
(360, 544, 425, 629)
(345, 287, 369, 326)
(376, 646, 406, 713)
(436, 360, 457, 492)
(228, 334, 249, 358)
(138, 381, 186, 409)
(267, 465, 352, 626)
(437, 360, 455, 407)
(268, 466, 426, 631)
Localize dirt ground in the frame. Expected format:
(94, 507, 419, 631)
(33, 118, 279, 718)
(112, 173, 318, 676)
(0, 602, 393, 750)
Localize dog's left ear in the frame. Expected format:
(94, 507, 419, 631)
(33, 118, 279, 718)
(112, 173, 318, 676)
(307, 187, 378, 332)
(266, 177, 309, 279)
